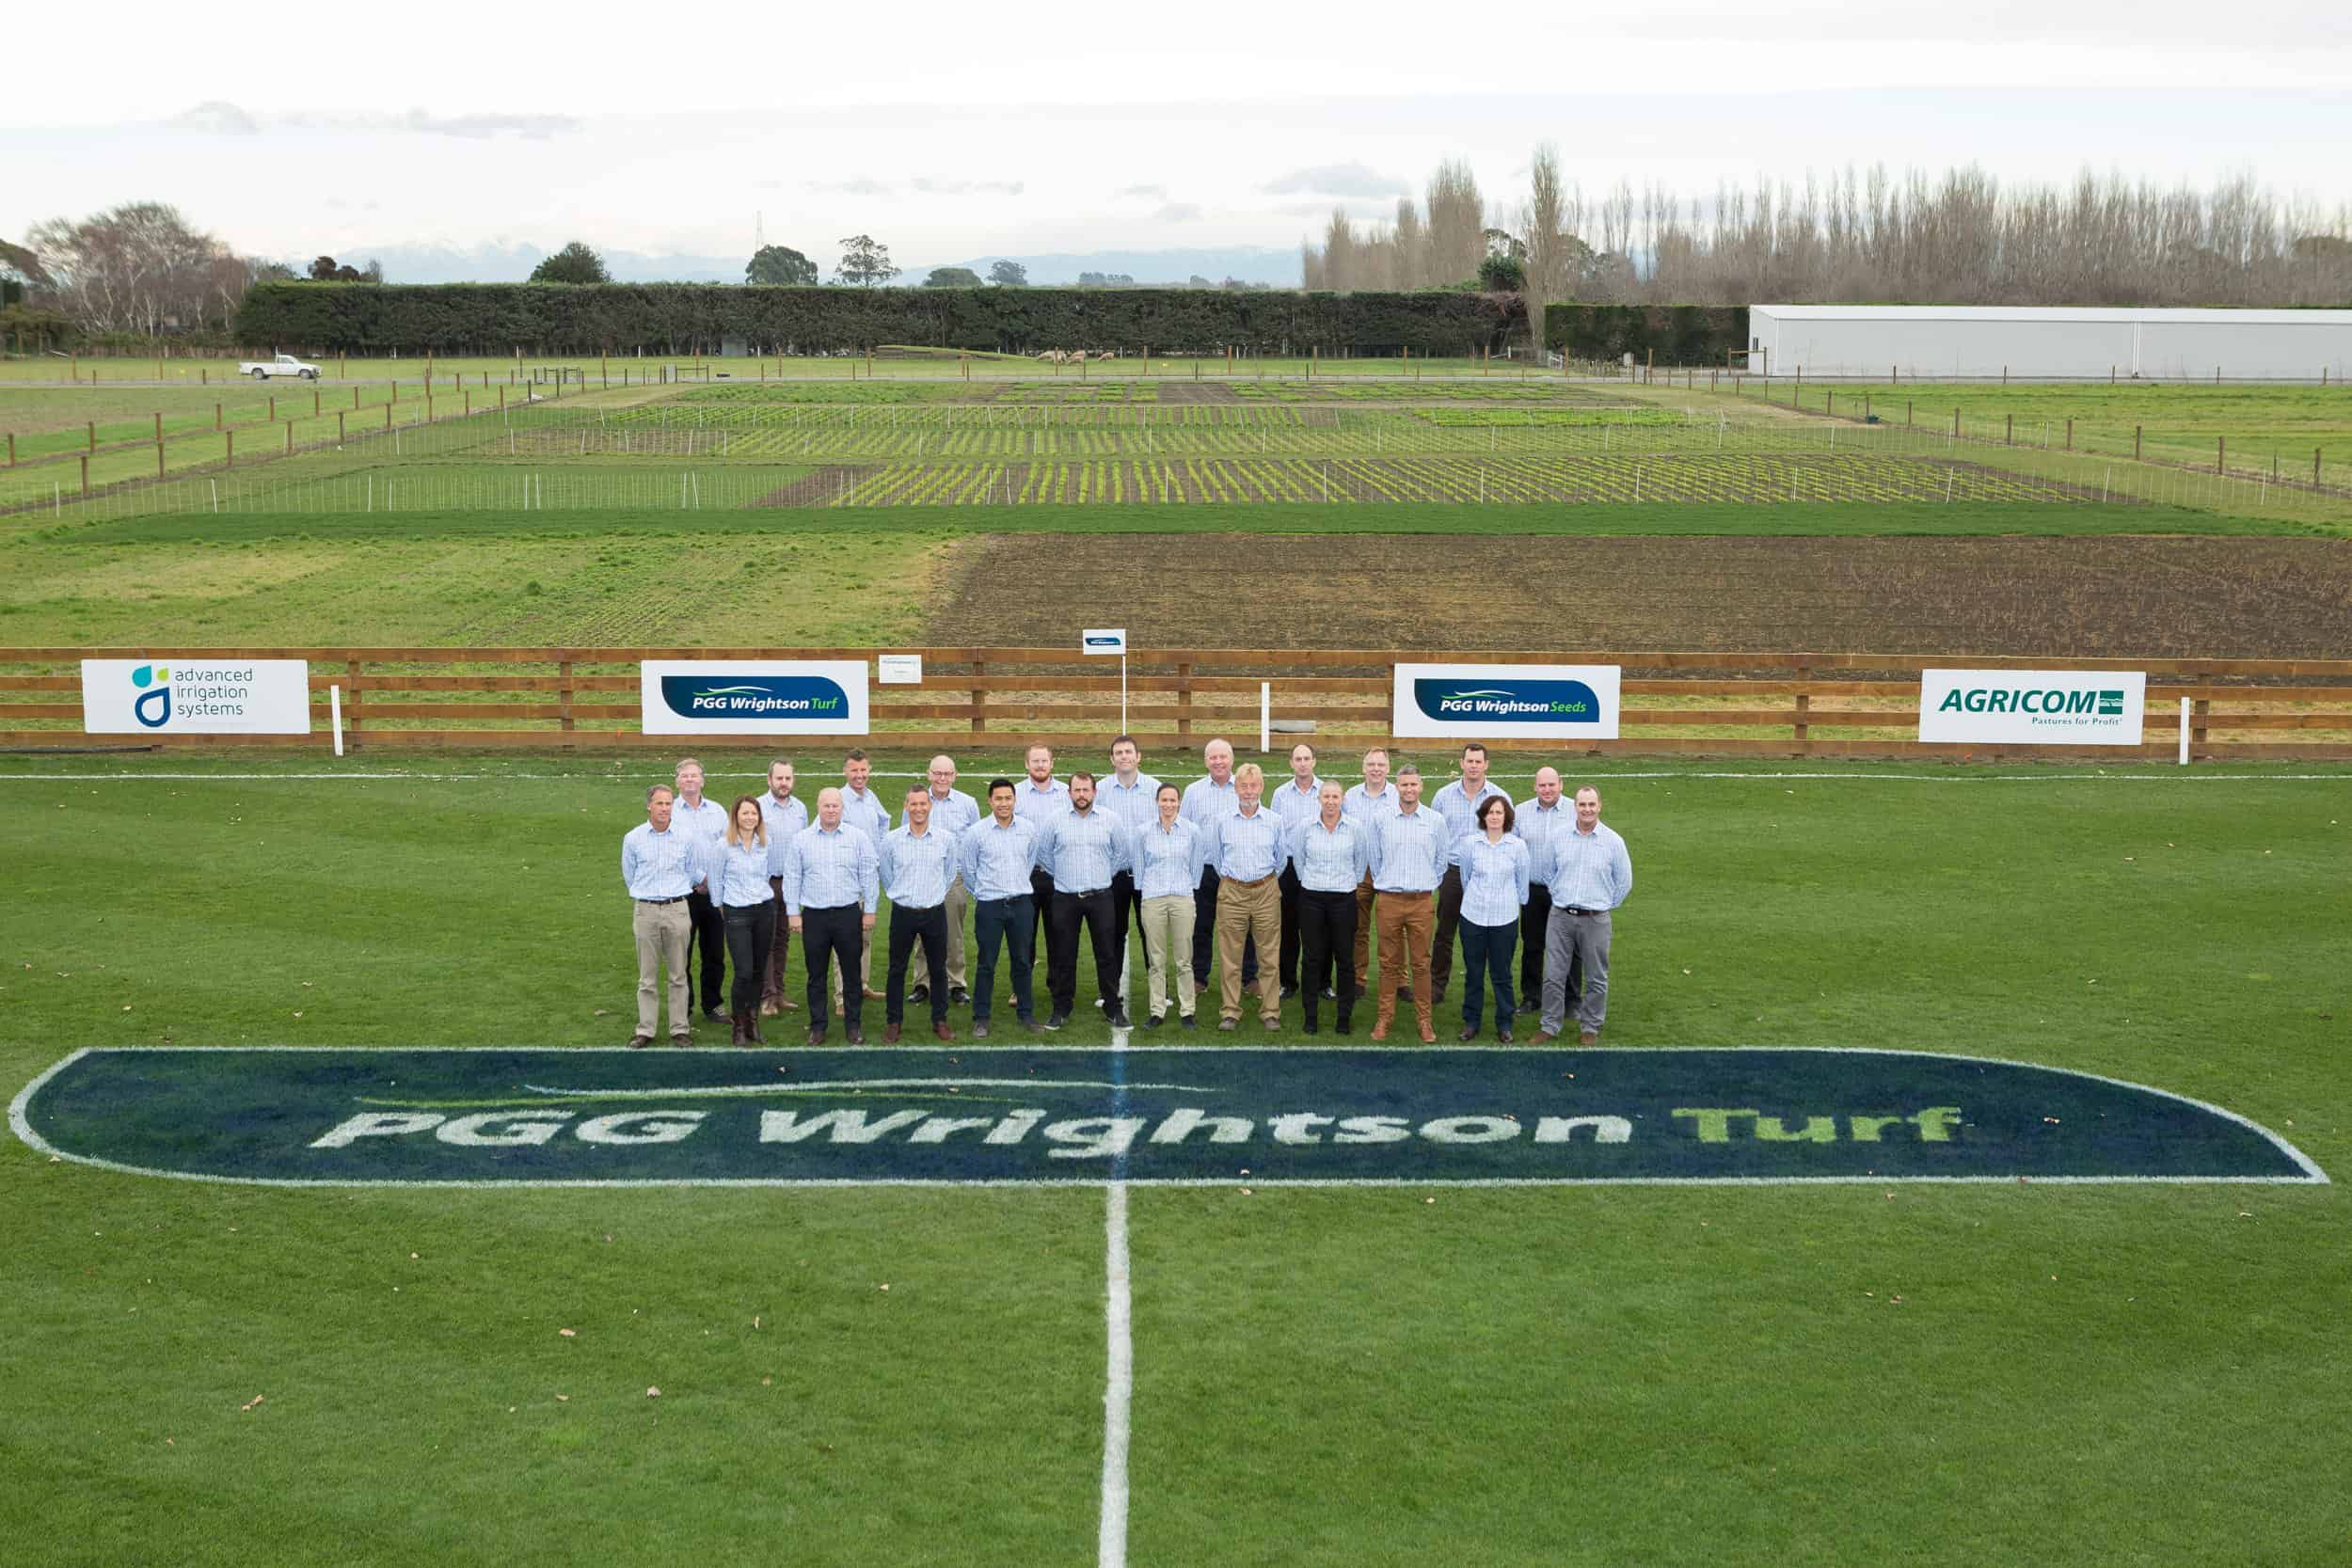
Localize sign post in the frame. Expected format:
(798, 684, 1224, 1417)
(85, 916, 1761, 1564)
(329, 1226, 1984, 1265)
(1082, 628, 1128, 734)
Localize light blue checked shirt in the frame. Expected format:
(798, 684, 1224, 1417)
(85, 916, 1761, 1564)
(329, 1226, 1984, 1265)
(1549, 821, 1633, 911)
(1453, 832, 1532, 927)
(1179, 775, 1238, 833)
(671, 795, 731, 890)
(1131, 817, 1210, 899)
(837, 784, 893, 847)
(1516, 797, 1574, 889)
(710, 834, 786, 910)
(1288, 815, 1371, 894)
(1210, 804, 1287, 881)
(1342, 781, 1403, 825)
(880, 823, 960, 910)
(905, 786, 980, 836)
(1367, 805, 1452, 894)
(781, 823, 880, 915)
(1431, 779, 1513, 842)
(960, 815, 1041, 901)
(1266, 775, 1327, 837)
(620, 822, 703, 900)
(756, 790, 809, 843)
(1013, 777, 1071, 826)
(1032, 805, 1131, 895)
(1094, 772, 1163, 839)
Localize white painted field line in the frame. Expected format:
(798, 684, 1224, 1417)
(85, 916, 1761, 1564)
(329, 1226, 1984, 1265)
(1098, 1178, 1133, 1568)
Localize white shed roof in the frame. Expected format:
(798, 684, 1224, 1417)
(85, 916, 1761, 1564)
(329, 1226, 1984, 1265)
(1751, 305, 2352, 325)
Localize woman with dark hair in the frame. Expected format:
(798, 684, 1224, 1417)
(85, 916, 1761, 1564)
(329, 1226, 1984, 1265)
(712, 795, 782, 1044)
(1452, 794, 1529, 1042)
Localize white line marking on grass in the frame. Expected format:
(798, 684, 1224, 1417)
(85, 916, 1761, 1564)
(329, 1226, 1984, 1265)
(1098, 1028, 1134, 1568)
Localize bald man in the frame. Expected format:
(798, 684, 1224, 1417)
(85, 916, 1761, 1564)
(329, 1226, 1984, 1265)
(906, 753, 980, 1006)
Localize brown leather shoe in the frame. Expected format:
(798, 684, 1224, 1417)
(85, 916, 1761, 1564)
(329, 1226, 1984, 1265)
(1530, 1030, 1556, 1044)
(933, 1022, 955, 1042)
(670, 1033, 692, 1048)
(883, 1022, 901, 1044)
(807, 1026, 828, 1047)
(1369, 1021, 1390, 1041)
(1580, 1030, 1599, 1045)
(628, 1034, 654, 1049)
(845, 1028, 866, 1045)
(1418, 1023, 1438, 1044)
(745, 1014, 765, 1046)
(778, 997, 799, 1011)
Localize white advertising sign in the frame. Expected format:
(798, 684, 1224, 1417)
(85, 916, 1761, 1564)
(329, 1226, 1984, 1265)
(877, 655, 923, 686)
(81, 658, 311, 735)
(1918, 670, 2146, 745)
(1391, 663, 1622, 741)
(1081, 628, 1128, 657)
(640, 660, 870, 736)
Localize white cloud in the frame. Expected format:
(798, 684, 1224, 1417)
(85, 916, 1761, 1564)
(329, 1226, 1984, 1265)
(167, 101, 261, 135)
(1116, 183, 1168, 199)
(911, 178, 1026, 197)
(1262, 162, 1410, 198)
(1152, 203, 1204, 223)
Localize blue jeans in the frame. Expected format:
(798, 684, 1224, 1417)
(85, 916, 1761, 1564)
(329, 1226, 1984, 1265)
(972, 894, 1036, 1023)
(1457, 918, 1518, 1031)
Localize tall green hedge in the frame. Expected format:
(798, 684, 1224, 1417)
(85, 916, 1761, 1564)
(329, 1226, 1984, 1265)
(1544, 305, 1749, 365)
(233, 283, 1525, 356)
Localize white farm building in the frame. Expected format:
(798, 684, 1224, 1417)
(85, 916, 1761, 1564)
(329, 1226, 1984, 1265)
(1746, 305, 2352, 381)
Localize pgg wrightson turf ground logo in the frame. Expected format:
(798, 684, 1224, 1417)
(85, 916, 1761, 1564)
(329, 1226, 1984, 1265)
(9, 1049, 2324, 1187)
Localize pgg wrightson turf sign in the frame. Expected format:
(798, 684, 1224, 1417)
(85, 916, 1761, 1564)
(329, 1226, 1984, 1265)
(9, 1049, 2322, 1187)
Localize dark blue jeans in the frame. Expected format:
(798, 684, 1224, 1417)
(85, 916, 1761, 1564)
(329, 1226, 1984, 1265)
(972, 894, 1036, 1023)
(1457, 918, 1518, 1031)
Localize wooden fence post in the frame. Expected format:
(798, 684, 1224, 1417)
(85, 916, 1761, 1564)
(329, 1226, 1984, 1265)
(2006, 413, 2013, 446)
(970, 659, 987, 735)
(80, 453, 89, 494)
(1792, 666, 1811, 752)
(157, 442, 165, 478)
(2217, 436, 2225, 474)
(345, 660, 363, 748)
(215, 403, 222, 431)
(2191, 697, 2209, 758)
(2065, 418, 2073, 451)
(225, 430, 233, 467)
(87, 420, 96, 451)
(2135, 425, 2142, 459)
(558, 659, 576, 737)
(1175, 662, 1193, 739)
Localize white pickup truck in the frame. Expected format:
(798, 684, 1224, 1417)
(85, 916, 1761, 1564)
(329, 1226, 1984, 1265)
(239, 353, 322, 380)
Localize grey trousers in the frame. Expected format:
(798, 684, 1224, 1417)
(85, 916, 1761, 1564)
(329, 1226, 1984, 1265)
(1540, 908, 1612, 1036)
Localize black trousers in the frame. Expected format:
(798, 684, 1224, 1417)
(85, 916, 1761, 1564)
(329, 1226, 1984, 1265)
(723, 903, 774, 1017)
(1429, 865, 1464, 992)
(1296, 889, 1359, 1026)
(1277, 863, 1304, 990)
(1519, 882, 1554, 1004)
(685, 888, 726, 1010)
(1031, 866, 1059, 972)
(800, 904, 865, 1029)
(1109, 870, 1142, 991)
(1050, 887, 1122, 1016)
(886, 903, 949, 1025)
(1191, 866, 1259, 986)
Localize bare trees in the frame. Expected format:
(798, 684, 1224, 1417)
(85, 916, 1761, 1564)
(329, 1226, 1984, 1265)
(24, 201, 265, 337)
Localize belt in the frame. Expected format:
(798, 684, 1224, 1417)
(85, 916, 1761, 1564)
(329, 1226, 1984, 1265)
(1223, 873, 1277, 889)
(893, 902, 944, 913)
(636, 895, 687, 906)
(1563, 907, 1607, 917)
(1375, 887, 1435, 898)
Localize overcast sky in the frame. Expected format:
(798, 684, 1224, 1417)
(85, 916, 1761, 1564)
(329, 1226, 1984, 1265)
(7, 2, 2348, 274)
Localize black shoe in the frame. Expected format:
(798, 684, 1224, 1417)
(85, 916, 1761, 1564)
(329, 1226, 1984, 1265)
(1017, 1014, 1037, 1030)
(1181, 1015, 1198, 1030)
(910, 984, 930, 1005)
(1108, 1010, 1131, 1030)
(1337, 1017, 1353, 1036)
(1396, 986, 1414, 1004)
(1042, 1012, 1067, 1032)
(948, 985, 970, 1006)
(1497, 1027, 1514, 1044)
(1322, 985, 1337, 1000)
(702, 1006, 726, 1023)
(971, 1020, 991, 1038)
(1458, 1024, 1479, 1041)
(1143, 1013, 1164, 1031)
(1302, 1018, 1319, 1035)
(1194, 979, 1209, 994)
(1279, 984, 1299, 1000)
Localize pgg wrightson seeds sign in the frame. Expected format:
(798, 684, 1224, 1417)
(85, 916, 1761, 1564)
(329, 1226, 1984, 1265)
(1393, 664, 1623, 741)
(10, 1049, 2321, 1187)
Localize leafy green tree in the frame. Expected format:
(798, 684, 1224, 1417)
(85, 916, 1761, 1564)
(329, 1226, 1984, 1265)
(987, 259, 1028, 287)
(923, 266, 983, 288)
(1477, 253, 1527, 291)
(310, 255, 364, 282)
(529, 241, 610, 285)
(834, 235, 899, 287)
(747, 245, 819, 285)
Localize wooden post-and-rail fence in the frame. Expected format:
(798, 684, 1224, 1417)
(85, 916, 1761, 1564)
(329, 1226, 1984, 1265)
(4, 647, 2352, 761)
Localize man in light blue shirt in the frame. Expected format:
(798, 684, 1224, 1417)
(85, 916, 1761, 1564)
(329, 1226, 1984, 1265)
(832, 749, 893, 1011)
(621, 783, 700, 1047)
(1365, 766, 1450, 1043)
(672, 757, 734, 1025)
(1343, 748, 1402, 992)
(881, 786, 961, 1043)
(755, 758, 808, 1019)
(1515, 767, 1575, 1019)
(1534, 785, 1635, 1046)
(1181, 738, 1255, 997)
(1427, 742, 1512, 1006)
(1033, 772, 1134, 1029)
(1097, 736, 1161, 1007)
(1208, 763, 1287, 1029)
(1267, 741, 1325, 1001)
(905, 753, 980, 1009)
(782, 787, 880, 1046)
(959, 779, 1041, 1037)
(1015, 743, 1071, 962)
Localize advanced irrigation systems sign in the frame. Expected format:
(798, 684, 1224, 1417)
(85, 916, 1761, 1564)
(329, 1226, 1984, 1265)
(1919, 670, 2147, 746)
(80, 659, 310, 735)
(1393, 664, 1623, 741)
(641, 660, 869, 736)
(10, 1049, 2323, 1188)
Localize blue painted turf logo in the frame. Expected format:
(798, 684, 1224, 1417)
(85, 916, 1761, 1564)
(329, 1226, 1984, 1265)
(660, 674, 849, 720)
(9, 1049, 2325, 1187)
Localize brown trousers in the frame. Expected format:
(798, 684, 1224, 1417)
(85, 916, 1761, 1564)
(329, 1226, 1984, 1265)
(1374, 890, 1437, 1034)
(1216, 875, 1283, 1023)
(1353, 871, 1377, 979)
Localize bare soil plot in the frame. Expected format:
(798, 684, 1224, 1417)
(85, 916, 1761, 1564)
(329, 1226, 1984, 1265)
(923, 533, 2352, 657)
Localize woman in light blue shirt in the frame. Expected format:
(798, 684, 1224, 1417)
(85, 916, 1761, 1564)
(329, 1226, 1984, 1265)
(1453, 795, 1531, 1043)
(1132, 783, 1207, 1029)
(713, 796, 784, 1045)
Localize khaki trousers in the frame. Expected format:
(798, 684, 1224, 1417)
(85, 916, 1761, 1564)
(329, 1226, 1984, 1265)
(1216, 876, 1282, 1023)
(1138, 893, 1197, 1020)
(631, 899, 692, 1037)
(1374, 891, 1436, 1035)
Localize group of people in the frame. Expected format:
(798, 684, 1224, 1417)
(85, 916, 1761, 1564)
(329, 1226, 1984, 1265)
(619, 739, 1632, 1049)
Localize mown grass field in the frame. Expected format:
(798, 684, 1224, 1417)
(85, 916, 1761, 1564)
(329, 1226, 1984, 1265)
(3, 752, 2347, 1566)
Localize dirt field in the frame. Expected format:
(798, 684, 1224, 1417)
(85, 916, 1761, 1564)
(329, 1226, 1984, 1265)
(922, 533, 2352, 657)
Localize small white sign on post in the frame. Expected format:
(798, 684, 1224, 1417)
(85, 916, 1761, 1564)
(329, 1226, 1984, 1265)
(1084, 629, 1130, 734)
(877, 655, 923, 686)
